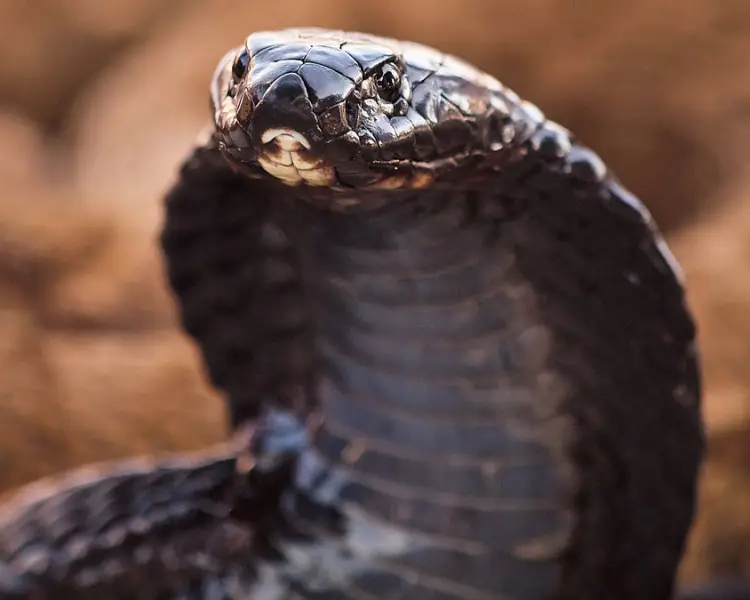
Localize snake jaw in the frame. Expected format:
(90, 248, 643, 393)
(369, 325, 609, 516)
(257, 128, 336, 187)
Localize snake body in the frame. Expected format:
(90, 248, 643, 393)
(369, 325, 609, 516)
(0, 28, 711, 599)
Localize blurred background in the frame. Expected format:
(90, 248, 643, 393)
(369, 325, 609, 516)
(0, 0, 748, 588)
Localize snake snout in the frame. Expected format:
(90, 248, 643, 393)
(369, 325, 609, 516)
(241, 71, 336, 187)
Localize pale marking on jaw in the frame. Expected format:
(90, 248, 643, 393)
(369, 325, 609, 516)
(261, 128, 311, 149)
(259, 128, 335, 187)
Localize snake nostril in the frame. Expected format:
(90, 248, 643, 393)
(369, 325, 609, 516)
(345, 96, 360, 130)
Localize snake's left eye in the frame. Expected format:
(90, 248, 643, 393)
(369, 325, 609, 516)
(374, 63, 402, 103)
(232, 48, 250, 81)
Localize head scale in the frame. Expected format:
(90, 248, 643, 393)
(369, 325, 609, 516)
(211, 28, 541, 197)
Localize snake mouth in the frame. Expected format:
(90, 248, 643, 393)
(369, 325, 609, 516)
(257, 128, 335, 187)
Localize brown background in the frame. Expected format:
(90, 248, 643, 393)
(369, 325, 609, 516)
(0, 0, 748, 587)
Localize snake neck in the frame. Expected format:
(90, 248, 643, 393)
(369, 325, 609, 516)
(290, 188, 560, 405)
(280, 178, 699, 600)
(275, 188, 578, 598)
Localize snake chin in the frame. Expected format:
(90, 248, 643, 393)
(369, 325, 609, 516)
(257, 128, 336, 187)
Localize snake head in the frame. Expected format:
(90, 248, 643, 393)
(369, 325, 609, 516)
(211, 28, 542, 195)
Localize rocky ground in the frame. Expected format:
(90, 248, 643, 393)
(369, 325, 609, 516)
(0, 0, 748, 586)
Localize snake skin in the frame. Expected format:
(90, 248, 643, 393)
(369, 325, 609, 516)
(0, 27, 715, 600)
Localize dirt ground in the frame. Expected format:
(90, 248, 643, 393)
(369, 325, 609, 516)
(0, 0, 748, 586)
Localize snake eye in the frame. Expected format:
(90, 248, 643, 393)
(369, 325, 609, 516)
(232, 48, 250, 81)
(374, 63, 402, 103)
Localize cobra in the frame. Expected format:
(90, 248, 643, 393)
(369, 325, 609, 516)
(0, 27, 732, 600)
